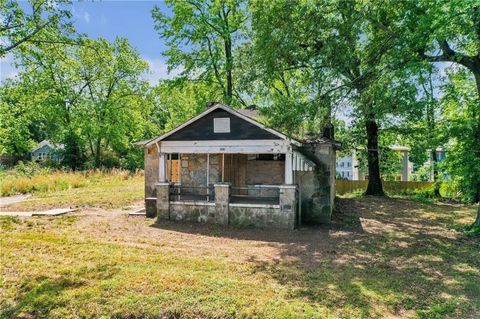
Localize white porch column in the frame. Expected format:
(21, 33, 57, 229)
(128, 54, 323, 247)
(285, 151, 293, 184)
(159, 152, 167, 182)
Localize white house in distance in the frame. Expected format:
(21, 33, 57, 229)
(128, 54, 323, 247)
(336, 145, 446, 181)
(336, 155, 362, 180)
(336, 145, 413, 181)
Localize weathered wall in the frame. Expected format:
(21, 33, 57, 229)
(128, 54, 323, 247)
(170, 203, 216, 223)
(180, 154, 222, 186)
(180, 154, 207, 186)
(166, 203, 295, 229)
(145, 198, 156, 218)
(209, 154, 221, 184)
(229, 205, 294, 229)
(178, 154, 285, 187)
(157, 182, 297, 229)
(144, 145, 159, 197)
(295, 142, 336, 224)
(246, 160, 284, 185)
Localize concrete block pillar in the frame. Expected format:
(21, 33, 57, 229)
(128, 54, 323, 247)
(156, 182, 170, 221)
(279, 185, 297, 229)
(214, 183, 230, 225)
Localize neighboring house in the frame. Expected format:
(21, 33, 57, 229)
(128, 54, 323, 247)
(337, 146, 413, 181)
(389, 145, 413, 182)
(135, 103, 340, 229)
(424, 147, 447, 181)
(336, 156, 354, 180)
(31, 140, 64, 162)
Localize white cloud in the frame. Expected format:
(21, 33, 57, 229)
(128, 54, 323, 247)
(144, 58, 183, 85)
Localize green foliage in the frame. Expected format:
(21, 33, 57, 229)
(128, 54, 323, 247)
(392, 0, 480, 203)
(4, 37, 160, 169)
(439, 69, 480, 203)
(153, 80, 221, 130)
(0, 80, 38, 158)
(12, 160, 45, 177)
(152, 0, 248, 106)
(1, 0, 479, 202)
(464, 223, 480, 237)
(416, 300, 456, 319)
(0, 0, 75, 57)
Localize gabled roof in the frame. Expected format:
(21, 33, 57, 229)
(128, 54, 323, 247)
(144, 103, 301, 147)
(31, 140, 64, 152)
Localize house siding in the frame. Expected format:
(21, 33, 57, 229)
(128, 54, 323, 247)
(164, 109, 281, 141)
(31, 145, 61, 162)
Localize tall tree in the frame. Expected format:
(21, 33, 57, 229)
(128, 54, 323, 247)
(250, 0, 410, 195)
(440, 68, 480, 205)
(397, 0, 480, 203)
(14, 37, 154, 168)
(152, 0, 248, 106)
(0, 79, 39, 159)
(0, 0, 74, 57)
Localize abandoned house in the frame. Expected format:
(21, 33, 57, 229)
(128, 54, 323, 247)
(135, 103, 339, 229)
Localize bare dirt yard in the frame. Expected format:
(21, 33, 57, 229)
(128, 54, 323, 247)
(0, 196, 478, 319)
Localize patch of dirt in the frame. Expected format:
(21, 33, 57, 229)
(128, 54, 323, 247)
(56, 196, 476, 270)
(3, 196, 478, 318)
(0, 194, 31, 207)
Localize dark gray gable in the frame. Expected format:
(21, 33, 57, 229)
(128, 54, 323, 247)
(164, 109, 281, 141)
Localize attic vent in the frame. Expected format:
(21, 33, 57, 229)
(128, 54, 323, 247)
(213, 117, 230, 133)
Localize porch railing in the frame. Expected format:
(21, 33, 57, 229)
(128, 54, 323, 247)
(169, 185, 215, 202)
(230, 185, 280, 205)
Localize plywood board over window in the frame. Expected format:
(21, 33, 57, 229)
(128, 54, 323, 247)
(167, 158, 180, 183)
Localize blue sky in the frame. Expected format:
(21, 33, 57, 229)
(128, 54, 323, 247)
(1, 1, 175, 84)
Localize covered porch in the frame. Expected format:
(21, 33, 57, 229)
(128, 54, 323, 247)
(158, 139, 297, 204)
(150, 139, 310, 229)
(164, 153, 292, 205)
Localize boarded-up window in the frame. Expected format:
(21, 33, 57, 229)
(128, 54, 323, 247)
(167, 153, 180, 183)
(213, 118, 230, 133)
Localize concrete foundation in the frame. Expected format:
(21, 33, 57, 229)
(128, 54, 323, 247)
(156, 183, 297, 229)
(155, 182, 170, 221)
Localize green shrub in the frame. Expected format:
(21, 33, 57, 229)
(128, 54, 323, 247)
(464, 223, 480, 237)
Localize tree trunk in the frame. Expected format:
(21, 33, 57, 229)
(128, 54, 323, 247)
(364, 114, 385, 196)
(94, 138, 102, 167)
(473, 67, 480, 98)
(472, 67, 480, 222)
(224, 35, 233, 105)
(431, 150, 441, 197)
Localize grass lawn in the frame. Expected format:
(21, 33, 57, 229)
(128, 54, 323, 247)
(1, 171, 144, 211)
(0, 195, 478, 319)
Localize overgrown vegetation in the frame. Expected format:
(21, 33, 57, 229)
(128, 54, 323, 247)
(0, 163, 85, 196)
(0, 163, 143, 209)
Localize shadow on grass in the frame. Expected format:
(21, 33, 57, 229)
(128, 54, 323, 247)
(153, 197, 479, 317)
(1, 263, 119, 318)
